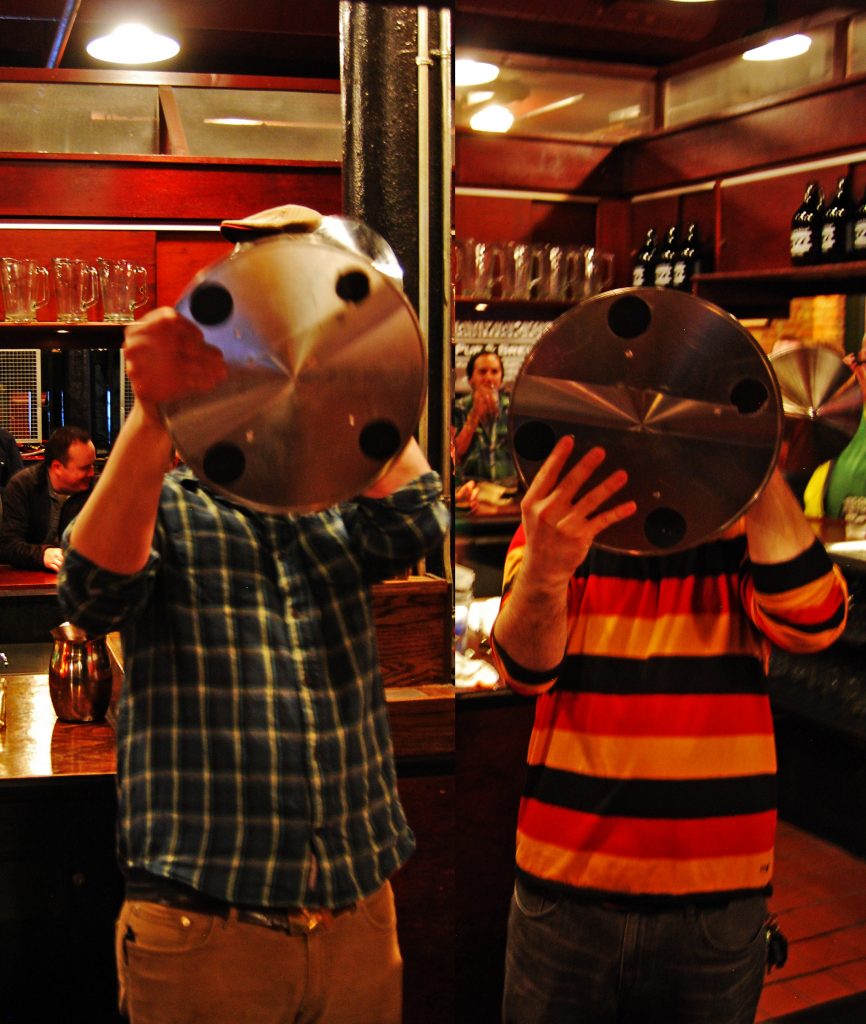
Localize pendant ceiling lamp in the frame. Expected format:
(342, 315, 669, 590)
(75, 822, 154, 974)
(86, 23, 180, 65)
(742, 0, 812, 62)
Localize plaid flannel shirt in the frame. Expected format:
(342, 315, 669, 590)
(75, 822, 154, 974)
(58, 466, 447, 910)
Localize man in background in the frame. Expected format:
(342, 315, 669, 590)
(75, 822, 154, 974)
(453, 349, 516, 485)
(0, 425, 95, 571)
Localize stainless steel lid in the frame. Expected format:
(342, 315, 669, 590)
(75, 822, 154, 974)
(769, 341, 862, 474)
(509, 287, 782, 554)
(161, 233, 427, 512)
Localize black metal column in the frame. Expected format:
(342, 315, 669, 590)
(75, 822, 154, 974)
(340, 1, 451, 489)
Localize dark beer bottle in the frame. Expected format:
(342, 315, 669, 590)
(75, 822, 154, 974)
(790, 181, 824, 265)
(631, 228, 657, 287)
(853, 185, 866, 261)
(653, 225, 679, 288)
(821, 175, 855, 262)
(672, 222, 705, 291)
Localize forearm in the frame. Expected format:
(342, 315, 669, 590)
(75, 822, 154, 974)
(362, 437, 433, 497)
(745, 469, 818, 563)
(493, 569, 569, 675)
(68, 404, 173, 573)
(0, 537, 47, 572)
(0, 494, 43, 570)
(453, 417, 478, 462)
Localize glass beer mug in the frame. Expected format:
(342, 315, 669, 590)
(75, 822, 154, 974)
(52, 258, 99, 323)
(97, 258, 149, 322)
(1, 257, 50, 322)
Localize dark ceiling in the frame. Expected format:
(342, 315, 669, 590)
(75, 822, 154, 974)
(0, 0, 860, 78)
(456, 1, 864, 69)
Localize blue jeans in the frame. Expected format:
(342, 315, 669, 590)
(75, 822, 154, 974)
(502, 877, 767, 1024)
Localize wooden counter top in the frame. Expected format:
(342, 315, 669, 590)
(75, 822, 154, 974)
(0, 673, 453, 782)
(0, 564, 57, 595)
(0, 673, 117, 781)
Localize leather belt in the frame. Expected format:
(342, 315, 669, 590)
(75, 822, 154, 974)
(126, 873, 357, 935)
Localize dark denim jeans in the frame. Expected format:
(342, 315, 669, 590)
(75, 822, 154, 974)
(503, 878, 768, 1024)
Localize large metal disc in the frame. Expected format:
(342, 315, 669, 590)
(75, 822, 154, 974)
(162, 234, 427, 512)
(769, 341, 862, 474)
(509, 287, 783, 554)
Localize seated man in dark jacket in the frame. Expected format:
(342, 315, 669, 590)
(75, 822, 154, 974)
(0, 426, 96, 572)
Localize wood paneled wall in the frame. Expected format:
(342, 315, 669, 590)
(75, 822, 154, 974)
(0, 157, 342, 310)
(455, 191, 597, 249)
(615, 77, 866, 196)
(0, 157, 341, 222)
(456, 75, 866, 289)
(456, 133, 618, 195)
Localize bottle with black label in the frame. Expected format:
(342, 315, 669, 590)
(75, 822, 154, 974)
(653, 225, 679, 288)
(631, 228, 657, 287)
(672, 222, 705, 291)
(853, 185, 866, 260)
(821, 175, 855, 262)
(790, 181, 824, 265)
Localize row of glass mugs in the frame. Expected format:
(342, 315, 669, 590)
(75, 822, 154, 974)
(455, 239, 615, 302)
(0, 256, 148, 323)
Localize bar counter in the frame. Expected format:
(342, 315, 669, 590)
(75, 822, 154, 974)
(0, 562, 60, 643)
(0, 673, 117, 780)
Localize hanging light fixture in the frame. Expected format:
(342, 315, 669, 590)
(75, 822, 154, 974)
(86, 23, 180, 65)
(740, 0, 813, 63)
(456, 58, 500, 88)
(742, 33, 812, 61)
(469, 104, 514, 133)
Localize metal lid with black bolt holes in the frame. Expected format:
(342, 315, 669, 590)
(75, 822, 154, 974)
(161, 232, 426, 512)
(769, 341, 862, 476)
(509, 287, 783, 554)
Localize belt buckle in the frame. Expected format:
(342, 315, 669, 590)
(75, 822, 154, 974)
(236, 906, 334, 935)
(299, 908, 330, 932)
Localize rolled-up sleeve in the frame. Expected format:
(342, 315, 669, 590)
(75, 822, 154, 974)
(741, 539, 848, 654)
(347, 472, 448, 581)
(57, 546, 160, 636)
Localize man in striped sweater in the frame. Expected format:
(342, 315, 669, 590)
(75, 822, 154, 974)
(491, 435, 848, 1024)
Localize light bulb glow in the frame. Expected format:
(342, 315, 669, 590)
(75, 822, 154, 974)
(742, 34, 812, 62)
(456, 59, 500, 87)
(86, 23, 180, 65)
(469, 104, 514, 133)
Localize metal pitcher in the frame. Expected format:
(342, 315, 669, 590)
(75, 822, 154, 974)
(48, 622, 113, 723)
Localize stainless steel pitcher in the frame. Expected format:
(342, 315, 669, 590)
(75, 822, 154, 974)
(48, 622, 113, 723)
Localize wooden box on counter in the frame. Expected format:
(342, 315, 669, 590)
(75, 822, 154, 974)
(371, 573, 451, 689)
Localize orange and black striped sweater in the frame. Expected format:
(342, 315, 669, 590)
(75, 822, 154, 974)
(491, 526, 848, 905)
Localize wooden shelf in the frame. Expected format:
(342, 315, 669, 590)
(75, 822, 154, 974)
(456, 297, 573, 321)
(0, 322, 126, 350)
(693, 262, 866, 318)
